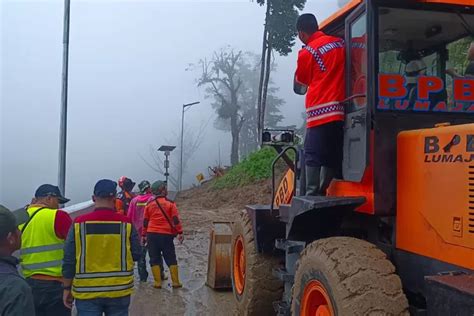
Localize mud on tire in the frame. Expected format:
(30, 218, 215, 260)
(231, 210, 283, 316)
(291, 237, 409, 316)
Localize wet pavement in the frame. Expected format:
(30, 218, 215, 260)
(129, 207, 237, 316)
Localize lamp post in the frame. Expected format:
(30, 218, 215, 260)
(58, 0, 71, 195)
(179, 101, 200, 191)
(158, 145, 176, 188)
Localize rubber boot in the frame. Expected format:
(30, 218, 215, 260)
(151, 265, 162, 289)
(305, 166, 321, 196)
(170, 265, 182, 288)
(161, 269, 168, 281)
(320, 166, 336, 195)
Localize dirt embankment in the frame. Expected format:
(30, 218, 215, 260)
(177, 179, 273, 211)
(175, 179, 273, 233)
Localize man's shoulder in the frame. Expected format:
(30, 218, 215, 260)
(0, 275, 34, 315)
(160, 197, 176, 207)
(310, 32, 343, 46)
(74, 210, 132, 224)
(56, 209, 72, 219)
(129, 195, 140, 204)
(0, 273, 30, 295)
(134, 194, 153, 203)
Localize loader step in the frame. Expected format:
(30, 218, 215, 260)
(425, 272, 474, 315)
(272, 267, 294, 282)
(273, 300, 290, 316)
(289, 195, 366, 217)
(278, 204, 291, 223)
(275, 238, 305, 253)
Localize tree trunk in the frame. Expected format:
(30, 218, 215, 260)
(261, 40, 272, 130)
(230, 114, 240, 165)
(257, 1, 271, 147)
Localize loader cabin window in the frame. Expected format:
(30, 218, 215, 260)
(378, 7, 474, 114)
(349, 13, 367, 112)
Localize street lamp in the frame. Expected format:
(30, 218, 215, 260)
(158, 145, 176, 188)
(58, 0, 71, 195)
(179, 101, 200, 191)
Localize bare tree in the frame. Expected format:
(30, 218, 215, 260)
(139, 119, 209, 189)
(197, 48, 245, 165)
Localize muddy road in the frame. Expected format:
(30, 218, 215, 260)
(128, 181, 273, 315)
(129, 204, 240, 316)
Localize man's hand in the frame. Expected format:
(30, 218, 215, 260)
(63, 289, 73, 309)
(141, 236, 147, 246)
(177, 233, 184, 244)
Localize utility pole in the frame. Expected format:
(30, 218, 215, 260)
(179, 101, 200, 191)
(58, 0, 71, 195)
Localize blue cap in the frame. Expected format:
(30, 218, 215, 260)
(94, 179, 117, 198)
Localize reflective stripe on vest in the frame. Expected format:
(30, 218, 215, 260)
(21, 260, 63, 270)
(21, 243, 64, 254)
(72, 221, 134, 299)
(19, 207, 64, 278)
(73, 282, 134, 293)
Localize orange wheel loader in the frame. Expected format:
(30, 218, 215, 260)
(231, 1, 474, 315)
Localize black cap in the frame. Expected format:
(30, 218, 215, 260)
(35, 184, 70, 204)
(122, 178, 135, 192)
(94, 179, 117, 198)
(0, 205, 29, 239)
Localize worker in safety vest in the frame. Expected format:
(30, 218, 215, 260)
(116, 176, 136, 216)
(62, 179, 141, 314)
(19, 184, 72, 316)
(294, 13, 346, 195)
(0, 205, 35, 316)
(143, 180, 184, 289)
(127, 180, 156, 282)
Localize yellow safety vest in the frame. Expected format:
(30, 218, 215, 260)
(19, 206, 65, 278)
(72, 221, 134, 299)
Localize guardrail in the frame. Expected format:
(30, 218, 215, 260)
(63, 200, 95, 219)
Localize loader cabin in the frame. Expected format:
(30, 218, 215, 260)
(321, 0, 474, 217)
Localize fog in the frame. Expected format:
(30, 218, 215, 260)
(1, 0, 338, 209)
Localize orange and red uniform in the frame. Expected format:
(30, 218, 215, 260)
(295, 31, 346, 128)
(115, 191, 135, 216)
(143, 197, 183, 236)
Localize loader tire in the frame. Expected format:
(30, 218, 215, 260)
(291, 237, 409, 316)
(231, 210, 283, 316)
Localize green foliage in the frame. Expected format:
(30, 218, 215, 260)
(448, 37, 473, 75)
(212, 147, 277, 189)
(258, 0, 307, 56)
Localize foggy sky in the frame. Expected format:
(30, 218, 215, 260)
(1, 0, 338, 209)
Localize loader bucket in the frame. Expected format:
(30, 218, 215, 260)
(206, 221, 233, 290)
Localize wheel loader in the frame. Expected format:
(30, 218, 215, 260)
(231, 0, 474, 315)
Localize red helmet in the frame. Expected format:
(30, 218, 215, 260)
(118, 176, 128, 188)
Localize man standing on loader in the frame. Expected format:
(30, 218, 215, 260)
(294, 13, 346, 195)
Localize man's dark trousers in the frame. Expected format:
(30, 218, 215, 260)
(26, 278, 70, 316)
(138, 245, 148, 281)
